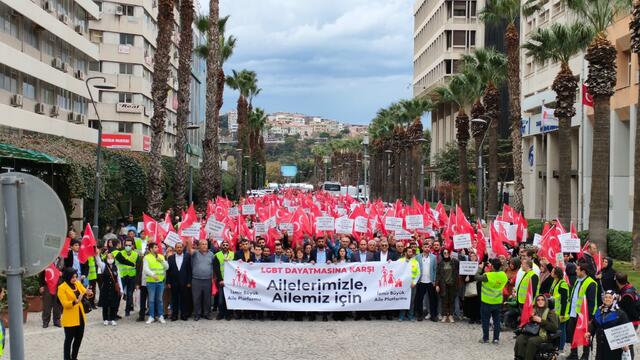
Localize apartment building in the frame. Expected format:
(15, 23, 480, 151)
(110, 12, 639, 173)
(412, 0, 485, 180)
(0, 0, 100, 143)
(88, 0, 206, 158)
(520, 4, 635, 232)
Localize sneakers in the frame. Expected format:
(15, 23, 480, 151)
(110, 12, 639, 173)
(158, 316, 166, 324)
(145, 317, 155, 324)
(440, 316, 447, 323)
(478, 339, 489, 344)
(103, 320, 109, 326)
(448, 315, 455, 323)
(110, 321, 117, 326)
(492, 339, 500, 345)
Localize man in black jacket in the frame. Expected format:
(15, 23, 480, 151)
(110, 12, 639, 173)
(63, 239, 89, 281)
(166, 242, 192, 321)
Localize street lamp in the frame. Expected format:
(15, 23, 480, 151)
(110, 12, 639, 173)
(362, 135, 369, 202)
(471, 118, 490, 221)
(415, 138, 428, 203)
(186, 122, 200, 204)
(85, 76, 116, 236)
(243, 155, 250, 194)
(236, 148, 242, 199)
(323, 156, 329, 182)
(384, 149, 392, 202)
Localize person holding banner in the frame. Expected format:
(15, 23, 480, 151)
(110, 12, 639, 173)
(585, 290, 630, 360)
(476, 258, 508, 344)
(566, 264, 597, 360)
(213, 240, 234, 321)
(398, 247, 420, 321)
(436, 249, 459, 323)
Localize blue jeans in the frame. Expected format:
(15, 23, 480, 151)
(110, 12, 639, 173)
(481, 303, 501, 341)
(147, 282, 164, 318)
(558, 321, 567, 351)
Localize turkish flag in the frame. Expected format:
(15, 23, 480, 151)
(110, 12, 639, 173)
(490, 221, 510, 258)
(455, 206, 474, 236)
(44, 263, 61, 295)
(144, 213, 167, 244)
(595, 251, 603, 272)
(59, 237, 71, 258)
(78, 224, 96, 264)
(179, 203, 197, 233)
(435, 201, 448, 229)
(519, 281, 534, 328)
(501, 204, 516, 223)
(582, 84, 593, 107)
(537, 226, 562, 267)
(571, 296, 590, 348)
(475, 221, 486, 263)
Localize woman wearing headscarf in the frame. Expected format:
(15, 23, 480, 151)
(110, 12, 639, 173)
(596, 257, 617, 293)
(58, 267, 93, 360)
(462, 250, 481, 324)
(514, 294, 559, 360)
(436, 248, 459, 323)
(586, 290, 631, 360)
(96, 251, 132, 326)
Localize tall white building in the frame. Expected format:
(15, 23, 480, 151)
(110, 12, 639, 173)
(0, 0, 100, 143)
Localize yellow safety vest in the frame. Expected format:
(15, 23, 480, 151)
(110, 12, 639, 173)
(0, 321, 4, 357)
(551, 279, 570, 321)
(517, 270, 538, 305)
(571, 276, 598, 316)
(400, 257, 420, 285)
(87, 256, 97, 281)
(118, 250, 138, 278)
(481, 271, 508, 305)
(144, 253, 165, 283)
(215, 251, 234, 280)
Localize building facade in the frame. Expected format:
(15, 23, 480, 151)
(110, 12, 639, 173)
(0, 0, 100, 143)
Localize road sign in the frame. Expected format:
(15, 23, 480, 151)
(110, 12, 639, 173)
(0, 172, 67, 276)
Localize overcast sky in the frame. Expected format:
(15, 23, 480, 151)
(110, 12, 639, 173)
(198, 0, 414, 125)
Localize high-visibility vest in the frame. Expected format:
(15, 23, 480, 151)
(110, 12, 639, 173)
(517, 270, 538, 304)
(571, 276, 598, 316)
(118, 250, 138, 278)
(481, 271, 508, 305)
(215, 251, 234, 280)
(87, 256, 97, 281)
(400, 257, 420, 285)
(551, 279, 570, 321)
(0, 321, 4, 357)
(144, 253, 165, 283)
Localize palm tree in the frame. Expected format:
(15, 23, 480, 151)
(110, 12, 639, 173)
(523, 22, 593, 228)
(480, 0, 540, 213)
(631, 0, 640, 267)
(174, 0, 194, 211)
(433, 72, 482, 215)
(565, 0, 629, 253)
(200, 0, 222, 203)
(399, 98, 433, 201)
(249, 107, 268, 187)
(461, 48, 507, 218)
(147, 0, 175, 216)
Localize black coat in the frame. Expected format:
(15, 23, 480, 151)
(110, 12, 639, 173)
(166, 253, 192, 287)
(98, 263, 121, 308)
(589, 308, 629, 360)
(63, 250, 89, 277)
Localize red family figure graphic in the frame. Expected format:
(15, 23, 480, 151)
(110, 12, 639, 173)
(232, 266, 256, 288)
(379, 266, 399, 288)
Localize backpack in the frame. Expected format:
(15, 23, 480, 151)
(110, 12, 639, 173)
(621, 287, 640, 321)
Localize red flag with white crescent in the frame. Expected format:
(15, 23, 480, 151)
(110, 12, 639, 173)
(571, 296, 590, 348)
(78, 224, 96, 264)
(519, 281, 534, 328)
(44, 263, 61, 295)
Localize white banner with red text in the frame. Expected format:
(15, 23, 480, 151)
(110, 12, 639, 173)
(223, 261, 412, 311)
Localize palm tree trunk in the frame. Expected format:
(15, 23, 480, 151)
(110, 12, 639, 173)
(384, 148, 392, 202)
(505, 23, 524, 213)
(456, 111, 470, 215)
(553, 63, 578, 229)
(146, 0, 174, 216)
(200, 0, 222, 202)
(630, 2, 640, 268)
(485, 84, 500, 218)
(174, 0, 194, 211)
(236, 96, 248, 191)
(399, 145, 407, 200)
(585, 34, 617, 255)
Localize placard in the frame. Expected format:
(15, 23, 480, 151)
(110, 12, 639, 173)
(405, 215, 424, 230)
(316, 216, 335, 231)
(242, 204, 256, 215)
(453, 233, 472, 249)
(228, 207, 239, 217)
(604, 322, 640, 350)
(137, 222, 144, 234)
(336, 208, 347, 216)
(163, 231, 181, 248)
(507, 224, 518, 241)
(181, 224, 200, 239)
(279, 223, 293, 234)
(533, 233, 543, 247)
(206, 217, 225, 236)
(459, 261, 479, 275)
(558, 233, 580, 253)
(384, 217, 403, 232)
(254, 222, 266, 236)
(354, 216, 368, 233)
(335, 217, 354, 234)
(265, 216, 277, 229)
(394, 229, 412, 240)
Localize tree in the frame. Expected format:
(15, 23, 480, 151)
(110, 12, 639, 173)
(433, 143, 475, 186)
(146, 0, 175, 217)
(249, 108, 268, 187)
(398, 98, 432, 201)
(433, 72, 482, 215)
(565, 0, 629, 254)
(523, 22, 592, 228)
(174, 0, 194, 211)
(200, 0, 222, 203)
(460, 48, 507, 218)
(480, 0, 540, 213)
(629, 0, 640, 267)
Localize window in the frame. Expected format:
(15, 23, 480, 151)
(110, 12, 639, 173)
(118, 122, 133, 133)
(23, 21, 39, 49)
(453, 1, 466, 17)
(42, 34, 54, 56)
(41, 83, 55, 105)
(0, 7, 18, 38)
(468, 31, 476, 47)
(90, 30, 103, 43)
(89, 120, 100, 129)
(89, 61, 100, 72)
(72, 95, 86, 114)
(124, 5, 135, 17)
(57, 89, 71, 110)
(119, 33, 134, 45)
(119, 63, 133, 74)
(119, 92, 133, 103)
(22, 75, 36, 99)
(453, 30, 466, 47)
(469, 0, 477, 17)
(0, 65, 18, 93)
(95, 1, 102, 12)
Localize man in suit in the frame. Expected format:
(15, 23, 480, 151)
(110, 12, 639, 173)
(267, 241, 289, 263)
(309, 237, 334, 264)
(352, 239, 376, 263)
(166, 242, 192, 321)
(414, 242, 438, 322)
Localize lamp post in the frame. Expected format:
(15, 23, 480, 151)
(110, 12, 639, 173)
(85, 76, 116, 236)
(384, 149, 392, 202)
(243, 155, 250, 195)
(471, 118, 490, 221)
(236, 148, 242, 199)
(363, 135, 369, 202)
(323, 156, 329, 182)
(186, 123, 200, 204)
(415, 138, 428, 203)
(356, 159, 361, 199)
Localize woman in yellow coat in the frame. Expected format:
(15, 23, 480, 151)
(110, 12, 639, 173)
(58, 267, 93, 360)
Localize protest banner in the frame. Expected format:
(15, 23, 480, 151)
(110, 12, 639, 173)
(384, 217, 403, 232)
(163, 231, 181, 248)
(181, 224, 200, 239)
(459, 261, 479, 275)
(254, 222, 266, 236)
(335, 217, 354, 234)
(533, 234, 543, 247)
(404, 215, 424, 230)
(242, 204, 256, 215)
(604, 322, 640, 350)
(354, 216, 368, 233)
(558, 233, 580, 253)
(206, 217, 225, 237)
(394, 229, 412, 240)
(453, 233, 472, 250)
(137, 222, 144, 234)
(228, 207, 239, 217)
(224, 261, 412, 311)
(316, 216, 335, 231)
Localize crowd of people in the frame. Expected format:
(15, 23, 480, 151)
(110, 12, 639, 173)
(11, 206, 638, 360)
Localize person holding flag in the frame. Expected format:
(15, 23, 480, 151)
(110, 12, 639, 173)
(516, 259, 539, 310)
(550, 267, 570, 354)
(514, 294, 559, 360)
(63, 239, 89, 286)
(585, 290, 631, 360)
(476, 258, 508, 344)
(39, 260, 63, 328)
(566, 264, 597, 360)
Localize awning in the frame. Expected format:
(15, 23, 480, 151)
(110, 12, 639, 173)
(0, 143, 66, 164)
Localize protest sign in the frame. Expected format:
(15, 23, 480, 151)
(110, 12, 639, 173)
(163, 231, 181, 248)
(242, 204, 256, 215)
(279, 223, 294, 234)
(384, 217, 403, 232)
(254, 223, 266, 236)
(228, 207, 239, 217)
(533, 234, 543, 247)
(335, 217, 354, 234)
(459, 261, 479, 275)
(453, 233, 472, 250)
(354, 216, 368, 233)
(605, 322, 640, 350)
(206, 217, 225, 237)
(181, 224, 200, 239)
(405, 215, 424, 230)
(558, 233, 580, 253)
(316, 216, 335, 231)
(395, 229, 412, 240)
